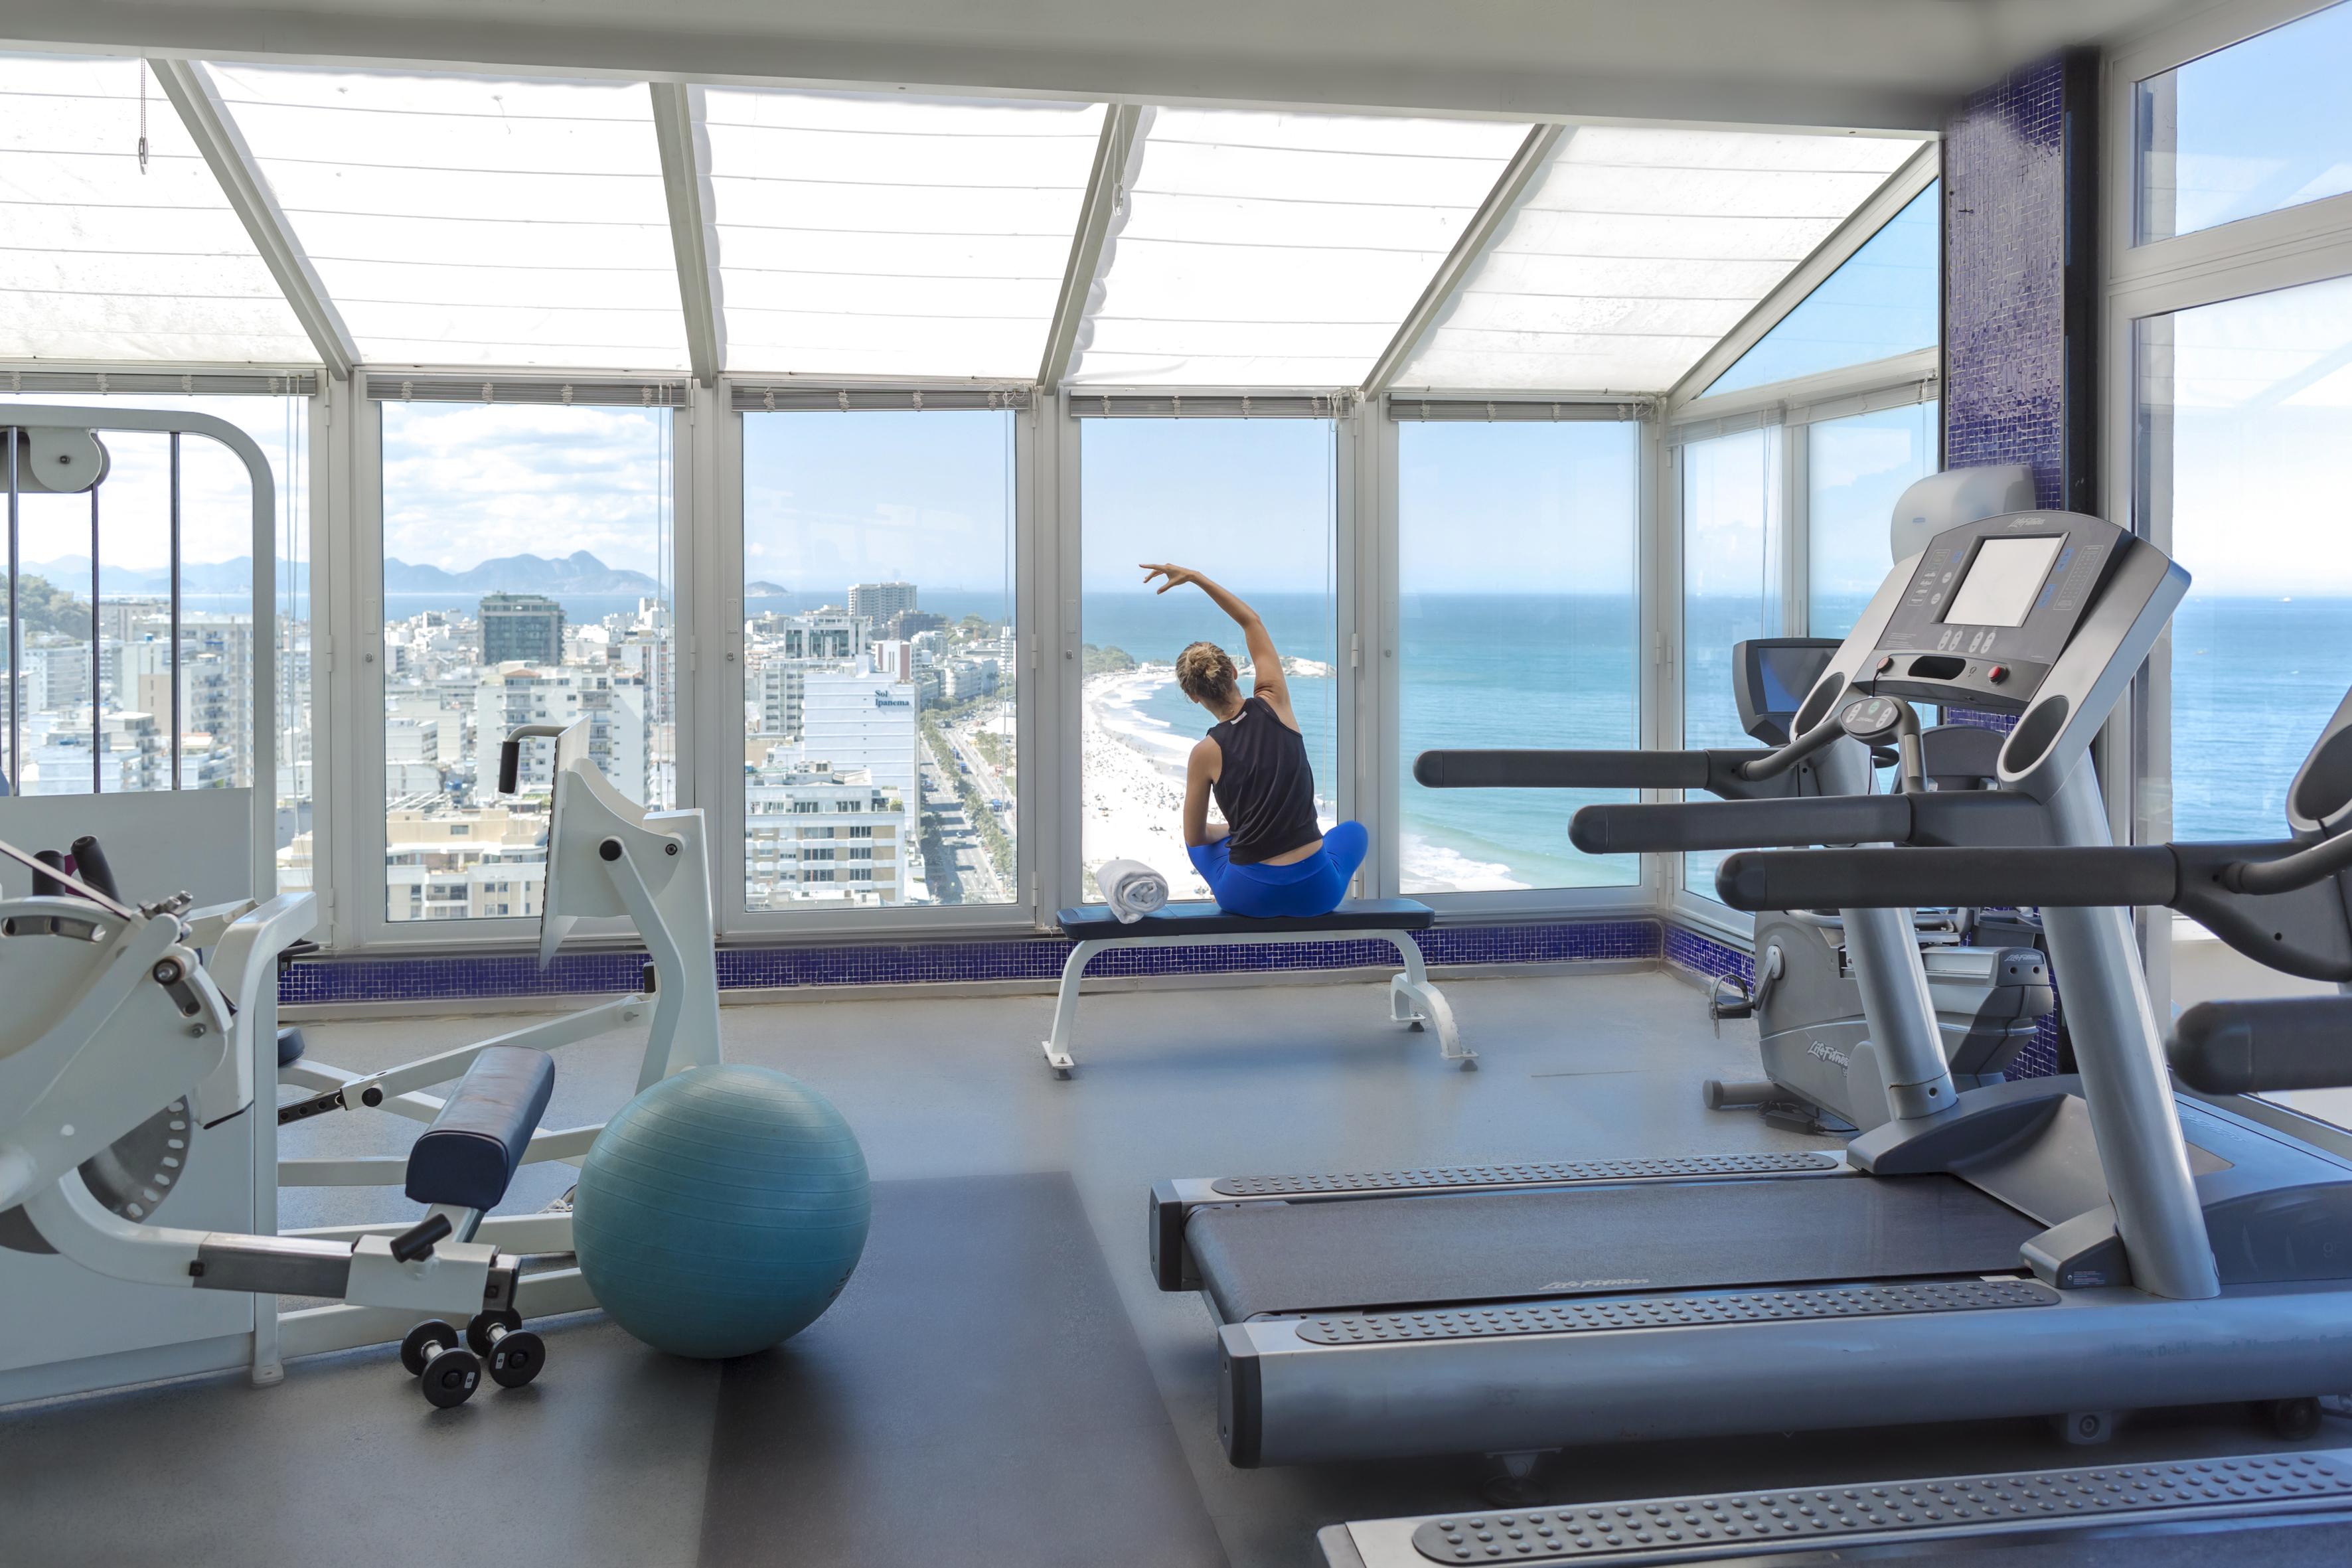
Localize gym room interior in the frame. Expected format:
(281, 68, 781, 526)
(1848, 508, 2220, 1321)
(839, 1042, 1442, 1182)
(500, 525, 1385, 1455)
(7, 1, 2352, 1564)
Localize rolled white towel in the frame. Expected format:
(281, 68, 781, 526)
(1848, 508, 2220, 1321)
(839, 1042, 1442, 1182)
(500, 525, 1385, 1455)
(1095, 858, 1170, 924)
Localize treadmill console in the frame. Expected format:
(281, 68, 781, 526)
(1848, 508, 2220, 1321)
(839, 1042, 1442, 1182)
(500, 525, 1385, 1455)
(1734, 638, 1840, 747)
(1856, 512, 2130, 715)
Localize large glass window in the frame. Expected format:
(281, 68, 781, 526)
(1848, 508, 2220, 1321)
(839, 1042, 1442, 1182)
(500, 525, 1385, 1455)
(741, 410, 1015, 910)
(2136, 1, 2352, 245)
(1397, 420, 1639, 892)
(1706, 184, 1942, 397)
(1079, 418, 1336, 899)
(1805, 402, 1939, 639)
(1680, 428, 1782, 902)
(2136, 272, 2352, 844)
(1, 396, 310, 879)
(378, 400, 674, 923)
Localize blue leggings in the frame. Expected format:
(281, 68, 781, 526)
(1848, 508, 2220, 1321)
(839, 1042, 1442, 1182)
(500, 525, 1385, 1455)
(1186, 821, 1368, 919)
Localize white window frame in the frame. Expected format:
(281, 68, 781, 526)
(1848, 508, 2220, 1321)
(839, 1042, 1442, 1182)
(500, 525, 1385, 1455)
(343, 370, 698, 953)
(1373, 395, 1661, 919)
(2102, 0, 2352, 1016)
(1662, 351, 1944, 939)
(714, 381, 1053, 939)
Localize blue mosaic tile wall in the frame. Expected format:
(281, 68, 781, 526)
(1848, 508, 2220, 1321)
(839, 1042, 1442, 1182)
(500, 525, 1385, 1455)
(1944, 55, 2069, 509)
(1663, 923, 1753, 990)
(281, 917, 1666, 1008)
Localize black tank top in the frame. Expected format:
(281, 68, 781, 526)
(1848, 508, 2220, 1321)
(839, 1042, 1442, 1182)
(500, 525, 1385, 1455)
(1208, 696, 1322, 864)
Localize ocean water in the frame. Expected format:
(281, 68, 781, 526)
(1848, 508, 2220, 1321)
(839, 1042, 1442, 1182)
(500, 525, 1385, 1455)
(1083, 591, 2352, 889)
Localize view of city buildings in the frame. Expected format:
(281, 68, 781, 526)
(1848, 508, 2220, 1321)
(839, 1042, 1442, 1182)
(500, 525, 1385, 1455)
(374, 590, 672, 922)
(743, 581, 1017, 910)
(349, 574, 1014, 921)
(2, 593, 283, 799)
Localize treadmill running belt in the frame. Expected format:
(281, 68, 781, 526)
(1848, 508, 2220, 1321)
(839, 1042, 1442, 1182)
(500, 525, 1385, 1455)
(1188, 1173, 2037, 1322)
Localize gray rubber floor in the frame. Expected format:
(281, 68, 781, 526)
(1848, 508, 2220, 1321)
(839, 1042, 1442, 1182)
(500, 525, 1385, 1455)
(5, 967, 2349, 1567)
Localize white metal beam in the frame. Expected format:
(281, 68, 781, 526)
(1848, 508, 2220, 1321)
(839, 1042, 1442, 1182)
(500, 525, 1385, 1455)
(151, 57, 358, 378)
(1362, 123, 1565, 396)
(649, 81, 726, 386)
(25, 1, 2192, 133)
(1662, 139, 1941, 415)
(1038, 103, 1143, 389)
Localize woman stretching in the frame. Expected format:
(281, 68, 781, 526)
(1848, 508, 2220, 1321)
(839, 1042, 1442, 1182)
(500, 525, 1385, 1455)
(1140, 563, 1368, 918)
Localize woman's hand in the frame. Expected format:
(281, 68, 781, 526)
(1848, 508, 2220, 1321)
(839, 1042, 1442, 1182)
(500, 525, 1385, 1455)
(1140, 563, 1202, 595)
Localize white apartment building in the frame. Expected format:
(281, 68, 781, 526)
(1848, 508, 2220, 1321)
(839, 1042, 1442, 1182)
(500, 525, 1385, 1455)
(472, 663, 651, 803)
(383, 803, 548, 921)
(744, 758, 907, 907)
(846, 582, 917, 622)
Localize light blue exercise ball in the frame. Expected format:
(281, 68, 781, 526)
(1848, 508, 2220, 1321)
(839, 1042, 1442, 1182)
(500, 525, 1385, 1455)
(573, 1063, 870, 1359)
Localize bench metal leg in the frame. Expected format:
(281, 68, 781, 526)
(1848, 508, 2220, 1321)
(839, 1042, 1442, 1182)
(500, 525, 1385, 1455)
(1383, 933, 1472, 1069)
(1042, 940, 1106, 1077)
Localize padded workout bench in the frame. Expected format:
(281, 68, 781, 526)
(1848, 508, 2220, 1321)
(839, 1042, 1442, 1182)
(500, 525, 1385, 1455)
(1042, 899, 1467, 1076)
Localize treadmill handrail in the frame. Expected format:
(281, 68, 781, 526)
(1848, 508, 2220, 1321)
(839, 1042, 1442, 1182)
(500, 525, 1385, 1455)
(1718, 832, 2352, 912)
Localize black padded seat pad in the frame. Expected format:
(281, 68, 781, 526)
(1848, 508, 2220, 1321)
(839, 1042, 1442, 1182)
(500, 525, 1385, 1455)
(404, 1046, 556, 1211)
(1188, 1173, 2037, 1321)
(1056, 897, 1433, 942)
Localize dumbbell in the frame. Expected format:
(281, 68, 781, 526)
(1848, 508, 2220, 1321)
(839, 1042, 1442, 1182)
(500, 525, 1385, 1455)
(399, 1320, 482, 1408)
(465, 1308, 546, 1389)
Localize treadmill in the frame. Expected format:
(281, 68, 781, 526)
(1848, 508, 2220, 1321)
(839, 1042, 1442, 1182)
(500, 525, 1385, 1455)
(1316, 634, 2352, 1567)
(1150, 506, 2352, 1481)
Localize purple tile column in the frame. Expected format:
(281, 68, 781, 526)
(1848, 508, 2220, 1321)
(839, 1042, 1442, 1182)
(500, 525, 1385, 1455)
(1942, 50, 2100, 514)
(1938, 53, 2098, 1081)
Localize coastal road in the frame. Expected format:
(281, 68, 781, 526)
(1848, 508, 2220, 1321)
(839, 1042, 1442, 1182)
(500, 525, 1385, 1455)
(941, 712, 1018, 838)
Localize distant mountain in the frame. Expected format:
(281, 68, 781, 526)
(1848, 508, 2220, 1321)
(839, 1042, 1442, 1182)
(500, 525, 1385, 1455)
(384, 550, 660, 595)
(23, 548, 653, 599)
(747, 581, 791, 596)
(24, 555, 305, 596)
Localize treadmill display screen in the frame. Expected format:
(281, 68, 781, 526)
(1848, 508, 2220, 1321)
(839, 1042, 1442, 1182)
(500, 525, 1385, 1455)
(1942, 535, 2064, 627)
(1755, 645, 1832, 712)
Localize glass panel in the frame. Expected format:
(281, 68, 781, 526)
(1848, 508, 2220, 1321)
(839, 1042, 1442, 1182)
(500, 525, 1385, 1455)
(739, 410, 1016, 909)
(704, 90, 1106, 379)
(2137, 270, 2352, 1131)
(1079, 419, 1337, 898)
(9, 473, 98, 794)
(1806, 401, 1938, 639)
(214, 64, 687, 370)
(1704, 185, 1940, 397)
(0, 54, 315, 363)
(2137, 273, 2352, 845)
(2136, 1, 2352, 244)
(1068, 109, 1528, 387)
(379, 402, 674, 923)
(0, 396, 307, 851)
(1680, 427, 1782, 902)
(1397, 129, 1924, 393)
(1399, 421, 1640, 892)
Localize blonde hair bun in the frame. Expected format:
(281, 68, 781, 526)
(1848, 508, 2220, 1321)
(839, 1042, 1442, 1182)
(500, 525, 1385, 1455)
(1175, 640, 1239, 705)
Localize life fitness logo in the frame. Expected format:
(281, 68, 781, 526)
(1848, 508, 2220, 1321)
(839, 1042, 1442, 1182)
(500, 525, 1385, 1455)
(1807, 1039, 1852, 1071)
(2004, 516, 2049, 530)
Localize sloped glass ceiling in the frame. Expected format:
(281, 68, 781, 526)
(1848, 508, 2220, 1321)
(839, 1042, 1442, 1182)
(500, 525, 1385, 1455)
(1392, 127, 1926, 392)
(0, 51, 1932, 393)
(702, 90, 1106, 381)
(1703, 180, 1940, 397)
(210, 64, 690, 372)
(1064, 108, 1531, 387)
(0, 54, 314, 363)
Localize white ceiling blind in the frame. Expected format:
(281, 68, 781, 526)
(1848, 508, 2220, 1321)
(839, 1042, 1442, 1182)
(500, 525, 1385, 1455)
(703, 91, 1105, 380)
(208, 65, 688, 372)
(0, 54, 316, 364)
(1065, 109, 1529, 388)
(1393, 127, 1924, 394)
